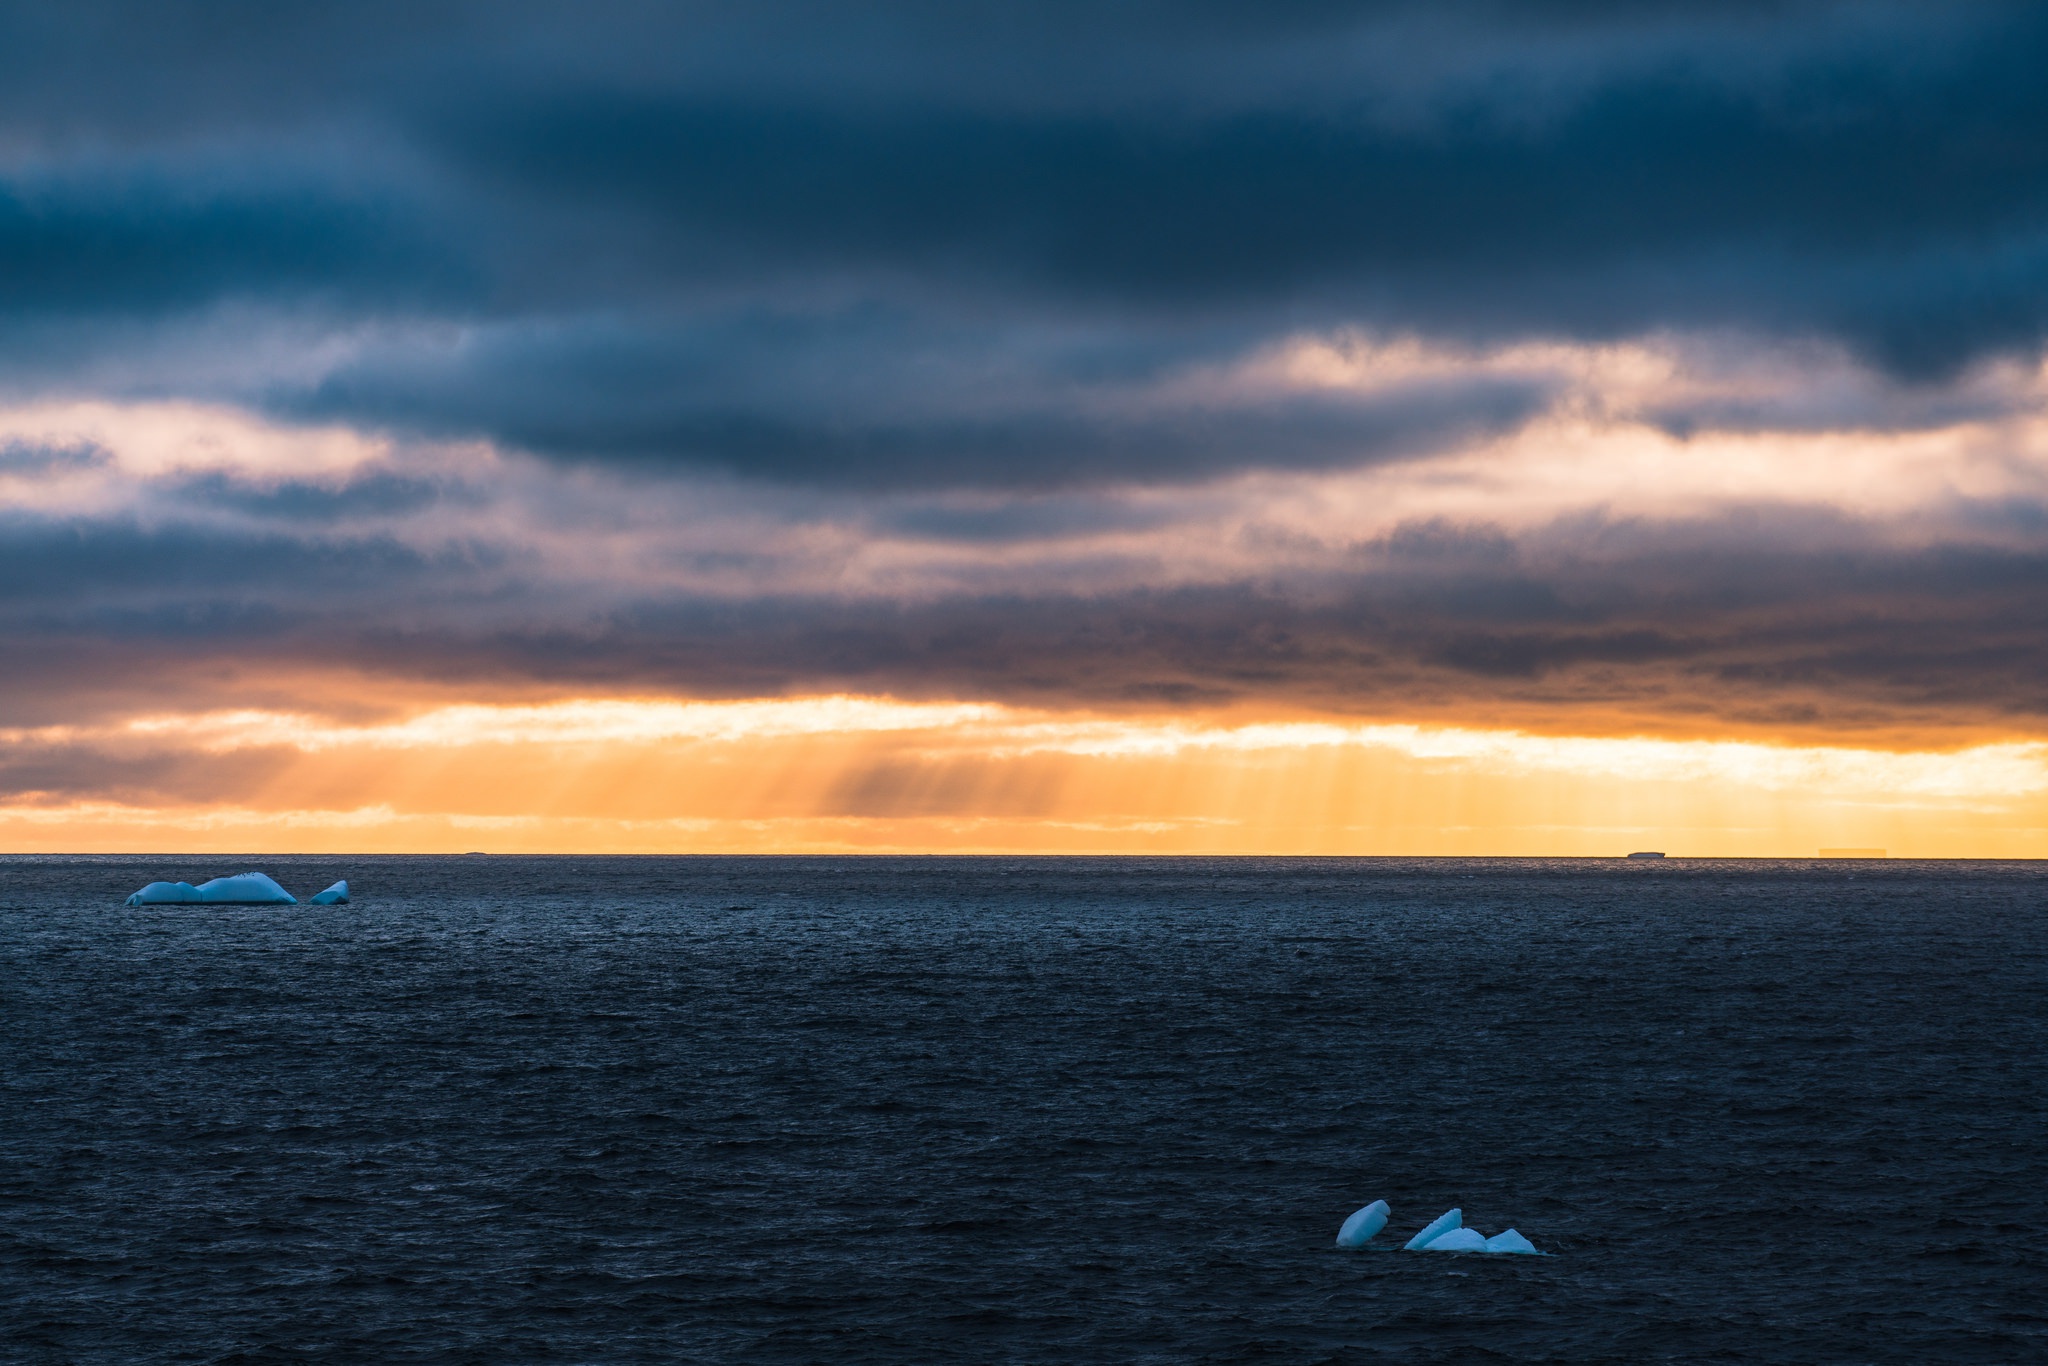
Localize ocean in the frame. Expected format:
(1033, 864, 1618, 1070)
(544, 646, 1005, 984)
(3, 855, 2043, 1363)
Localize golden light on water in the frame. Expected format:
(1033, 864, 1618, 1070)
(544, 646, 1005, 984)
(4, 697, 2045, 856)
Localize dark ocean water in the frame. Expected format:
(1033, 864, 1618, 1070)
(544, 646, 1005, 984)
(2, 856, 2045, 1364)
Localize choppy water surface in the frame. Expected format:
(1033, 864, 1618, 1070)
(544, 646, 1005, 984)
(3, 856, 2045, 1363)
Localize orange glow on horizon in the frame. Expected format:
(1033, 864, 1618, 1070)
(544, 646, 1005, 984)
(3, 696, 2045, 857)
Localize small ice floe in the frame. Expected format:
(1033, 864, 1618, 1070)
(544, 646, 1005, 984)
(1335, 1199, 1389, 1249)
(309, 880, 350, 905)
(126, 872, 297, 906)
(1404, 1208, 1463, 1250)
(1422, 1228, 1489, 1252)
(1397, 1207, 1545, 1254)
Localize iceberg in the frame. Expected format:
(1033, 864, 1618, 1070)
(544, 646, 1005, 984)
(309, 880, 350, 905)
(126, 871, 297, 906)
(1423, 1227, 1488, 1252)
(189, 872, 297, 903)
(1403, 1208, 1462, 1251)
(1484, 1228, 1538, 1255)
(125, 881, 204, 905)
(1335, 1199, 1389, 1249)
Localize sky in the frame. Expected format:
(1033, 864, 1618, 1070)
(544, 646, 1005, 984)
(6, 0, 2048, 855)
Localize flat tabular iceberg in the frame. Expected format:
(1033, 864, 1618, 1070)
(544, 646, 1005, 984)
(1336, 1199, 1389, 1249)
(126, 872, 297, 906)
(1404, 1208, 1462, 1250)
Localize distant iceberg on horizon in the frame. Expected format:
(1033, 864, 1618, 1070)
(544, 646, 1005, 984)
(126, 872, 299, 906)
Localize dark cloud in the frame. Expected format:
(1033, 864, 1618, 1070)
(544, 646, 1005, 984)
(0, 512, 489, 617)
(0, 166, 470, 319)
(0, 1, 2042, 486)
(441, 67, 2048, 330)
(172, 471, 456, 523)
(293, 322, 1552, 486)
(491, 536, 2048, 736)
(6, 498, 2048, 740)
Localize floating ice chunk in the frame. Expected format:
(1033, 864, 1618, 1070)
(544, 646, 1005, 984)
(1484, 1229, 1538, 1254)
(309, 880, 350, 905)
(126, 881, 203, 906)
(1336, 1199, 1389, 1249)
(1404, 1208, 1462, 1250)
(193, 872, 297, 904)
(128, 872, 297, 905)
(1423, 1227, 1488, 1252)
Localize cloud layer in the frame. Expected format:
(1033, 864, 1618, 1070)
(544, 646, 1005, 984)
(6, 1, 2048, 476)
(6, 341, 2048, 746)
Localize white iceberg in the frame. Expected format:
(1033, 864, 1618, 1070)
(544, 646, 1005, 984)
(1484, 1229, 1538, 1254)
(1423, 1227, 1488, 1252)
(1335, 1199, 1389, 1249)
(1404, 1208, 1462, 1250)
(126, 872, 297, 906)
(309, 880, 350, 905)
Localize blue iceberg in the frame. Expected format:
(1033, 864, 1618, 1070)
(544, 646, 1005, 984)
(125, 881, 203, 905)
(1336, 1199, 1389, 1249)
(126, 872, 297, 906)
(1404, 1208, 1462, 1250)
(1390, 1203, 1546, 1255)
(1423, 1227, 1488, 1252)
(194, 872, 297, 904)
(309, 880, 350, 905)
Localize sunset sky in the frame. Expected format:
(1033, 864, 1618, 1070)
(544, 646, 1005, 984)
(6, 1, 2048, 854)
